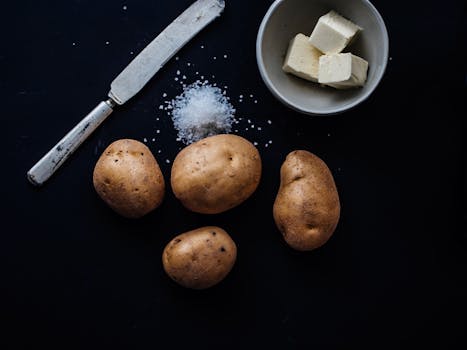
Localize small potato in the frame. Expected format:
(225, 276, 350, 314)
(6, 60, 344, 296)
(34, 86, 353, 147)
(171, 134, 262, 214)
(162, 226, 237, 289)
(93, 139, 165, 218)
(273, 150, 340, 251)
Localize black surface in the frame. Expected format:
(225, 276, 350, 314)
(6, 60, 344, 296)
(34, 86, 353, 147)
(1, 0, 466, 348)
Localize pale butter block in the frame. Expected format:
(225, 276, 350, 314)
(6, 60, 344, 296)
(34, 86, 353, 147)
(309, 10, 362, 54)
(282, 33, 322, 82)
(318, 53, 368, 89)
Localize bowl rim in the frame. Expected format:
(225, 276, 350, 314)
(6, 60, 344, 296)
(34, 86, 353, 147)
(256, 0, 390, 116)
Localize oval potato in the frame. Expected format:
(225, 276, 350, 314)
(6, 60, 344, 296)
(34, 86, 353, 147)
(162, 226, 237, 289)
(171, 134, 262, 214)
(273, 150, 340, 251)
(93, 139, 165, 218)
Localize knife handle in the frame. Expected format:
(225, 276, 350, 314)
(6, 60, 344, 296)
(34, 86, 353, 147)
(27, 100, 115, 186)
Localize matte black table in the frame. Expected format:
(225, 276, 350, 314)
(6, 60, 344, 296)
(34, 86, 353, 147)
(2, 0, 465, 348)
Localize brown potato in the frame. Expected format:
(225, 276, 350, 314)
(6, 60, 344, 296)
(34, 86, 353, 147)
(93, 139, 165, 218)
(171, 134, 262, 214)
(273, 150, 340, 251)
(162, 226, 237, 289)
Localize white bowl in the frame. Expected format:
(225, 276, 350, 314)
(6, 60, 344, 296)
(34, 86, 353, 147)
(256, 0, 389, 115)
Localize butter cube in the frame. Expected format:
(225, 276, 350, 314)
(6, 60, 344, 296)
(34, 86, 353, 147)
(309, 11, 362, 54)
(282, 33, 322, 82)
(318, 53, 368, 89)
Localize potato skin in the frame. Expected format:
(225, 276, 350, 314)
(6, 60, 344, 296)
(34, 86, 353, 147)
(273, 150, 340, 251)
(162, 226, 237, 289)
(93, 139, 165, 218)
(171, 134, 262, 214)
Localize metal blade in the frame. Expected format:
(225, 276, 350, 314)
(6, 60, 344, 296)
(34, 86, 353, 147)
(109, 0, 225, 105)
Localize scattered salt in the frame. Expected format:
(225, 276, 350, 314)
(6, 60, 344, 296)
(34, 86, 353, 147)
(123, 5, 127, 10)
(162, 93, 167, 98)
(143, 138, 147, 143)
(267, 120, 272, 124)
(166, 159, 171, 164)
(223, 54, 228, 58)
(170, 81, 236, 145)
(175, 56, 179, 60)
(105, 41, 110, 45)
(176, 70, 181, 75)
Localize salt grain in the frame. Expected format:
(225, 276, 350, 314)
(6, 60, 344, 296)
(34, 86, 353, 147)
(170, 81, 236, 145)
(123, 5, 127, 10)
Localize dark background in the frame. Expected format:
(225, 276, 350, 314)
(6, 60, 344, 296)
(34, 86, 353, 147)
(1, 0, 465, 348)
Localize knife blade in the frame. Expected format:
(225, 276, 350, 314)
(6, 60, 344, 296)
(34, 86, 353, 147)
(27, 0, 225, 186)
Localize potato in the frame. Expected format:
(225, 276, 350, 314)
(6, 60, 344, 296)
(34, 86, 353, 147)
(171, 134, 262, 214)
(162, 226, 237, 289)
(93, 139, 165, 218)
(273, 150, 340, 251)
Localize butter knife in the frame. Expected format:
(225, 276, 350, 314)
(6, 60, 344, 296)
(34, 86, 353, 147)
(27, 0, 225, 186)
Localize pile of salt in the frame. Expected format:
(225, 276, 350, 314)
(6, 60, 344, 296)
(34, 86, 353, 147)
(170, 81, 236, 145)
